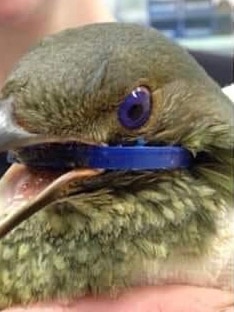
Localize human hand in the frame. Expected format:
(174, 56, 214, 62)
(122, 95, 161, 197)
(2, 285, 233, 312)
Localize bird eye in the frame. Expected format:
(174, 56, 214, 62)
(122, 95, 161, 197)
(118, 86, 151, 129)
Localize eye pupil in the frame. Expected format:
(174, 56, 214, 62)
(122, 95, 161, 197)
(127, 103, 144, 121)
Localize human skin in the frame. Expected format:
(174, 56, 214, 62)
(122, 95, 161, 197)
(0, 0, 48, 24)
(2, 286, 234, 312)
(0, 0, 114, 86)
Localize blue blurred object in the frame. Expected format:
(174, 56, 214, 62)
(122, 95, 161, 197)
(8, 143, 193, 171)
(148, 0, 216, 38)
(83, 145, 193, 170)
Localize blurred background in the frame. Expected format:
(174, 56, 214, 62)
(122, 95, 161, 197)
(104, 0, 234, 56)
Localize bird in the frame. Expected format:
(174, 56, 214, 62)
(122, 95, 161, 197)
(0, 22, 233, 309)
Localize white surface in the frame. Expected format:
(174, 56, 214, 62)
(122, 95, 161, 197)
(178, 35, 234, 56)
(222, 84, 234, 102)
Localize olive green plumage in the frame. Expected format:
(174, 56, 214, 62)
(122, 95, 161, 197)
(0, 23, 233, 308)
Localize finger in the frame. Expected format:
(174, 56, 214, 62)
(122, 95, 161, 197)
(2, 285, 233, 312)
(151, 285, 233, 312)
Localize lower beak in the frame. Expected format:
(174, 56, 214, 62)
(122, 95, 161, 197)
(0, 98, 103, 238)
(0, 164, 102, 238)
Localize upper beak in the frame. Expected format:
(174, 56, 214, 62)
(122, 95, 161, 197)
(0, 97, 53, 238)
(0, 97, 37, 152)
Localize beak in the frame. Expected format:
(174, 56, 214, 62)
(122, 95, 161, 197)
(0, 97, 103, 239)
(0, 97, 37, 152)
(0, 165, 102, 238)
(0, 98, 103, 239)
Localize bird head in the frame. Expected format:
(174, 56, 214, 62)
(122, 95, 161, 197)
(0, 23, 233, 307)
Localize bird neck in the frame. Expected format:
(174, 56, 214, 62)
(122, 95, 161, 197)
(44, 170, 223, 255)
(0, 170, 229, 307)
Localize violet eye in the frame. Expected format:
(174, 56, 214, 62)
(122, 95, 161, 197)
(118, 86, 152, 129)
